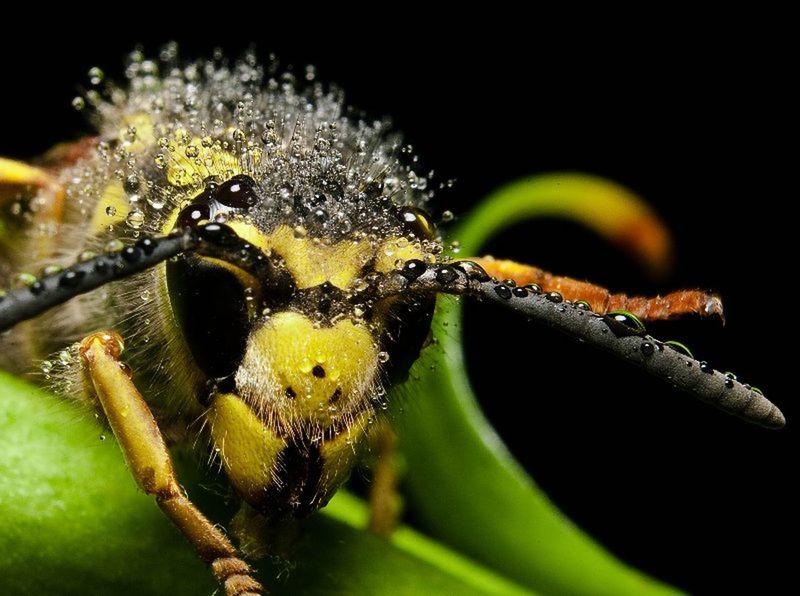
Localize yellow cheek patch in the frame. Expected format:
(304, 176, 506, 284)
(242, 312, 378, 425)
(89, 181, 129, 235)
(227, 223, 375, 290)
(208, 393, 286, 505)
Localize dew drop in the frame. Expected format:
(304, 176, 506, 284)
(378, 351, 390, 363)
(494, 284, 513, 300)
(42, 265, 63, 276)
(524, 283, 542, 294)
(401, 259, 427, 281)
(512, 287, 528, 298)
(441, 210, 454, 222)
(88, 66, 104, 85)
(664, 340, 694, 358)
(545, 291, 563, 303)
(14, 272, 37, 288)
(640, 341, 655, 356)
(435, 266, 458, 285)
(699, 361, 713, 374)
(40, 360, 53, 374)
(126, 209, 145, 229)
(71, 96, 85, 111)
(105, 239, 124, 252)
(604, 310, 646, 337)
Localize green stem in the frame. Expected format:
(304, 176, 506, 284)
(395, 173, 681, 595)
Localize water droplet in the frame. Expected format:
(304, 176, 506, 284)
(699, 361, 713, 374)
(124, 175, 140, 194)
(59, 270, 86, 288)
(146, 195, 165, 210)
(58, 350, 72, 365)
(14, 272, 37, 288)
(78, 250, 98, 262)
(184, 145, 199, 158)
(604, 310, 646, 337)
(455, 261, 490, 282)
(664, 340, 693, 358)
(640, 341, 655, 356)
(99, 434, 107, 441)
(575, 300, 592, 311)
(401, 259, 427, 281)
(40, 360, 53, 374)
(71, 96, 85, 111)
(435, 266, 458, 285)
(378, 351, 390, 363)
(126, 209, 145, 229)
(121, 247, 142, 263)
(524, 283, 542, 294)
(494, 284, 513, 300)
(105, 205, 117, 217)
(140, 289, 152, 302)
(105, 239, 124, 252)
(545, 291, 563, 303)
(42, 265, 63, 276)
(88, 66, 104, 85)
(441, 210, 454, 222)
(724, 377, 735, 389)
(512, 287, 528, 298)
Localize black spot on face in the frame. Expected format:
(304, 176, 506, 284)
(312, 365, 326, 378)
(285, 387, 297, 399)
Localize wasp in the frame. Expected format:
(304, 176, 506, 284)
(0, 50, 784, 595)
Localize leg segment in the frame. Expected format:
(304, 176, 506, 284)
(472, 256, 723, 322)
(79, 331, 263, 596)
(367, 422, 401, 537)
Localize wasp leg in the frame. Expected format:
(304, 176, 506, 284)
(471, 256, 724, 322)
(366, 421, 401, 537)
(79, 331, 263, 596)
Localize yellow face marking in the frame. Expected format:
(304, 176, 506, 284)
(89, 181, 128, 235)
(237, 312, 378, 427)
(208, 393, 286, 505)
(227, 222, 375, 290)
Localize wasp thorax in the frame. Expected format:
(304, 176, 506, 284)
(235, 311, 379, 427)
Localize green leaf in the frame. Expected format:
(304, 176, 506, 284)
(395, 173, 682, 595)
(0, 371, 531, 595)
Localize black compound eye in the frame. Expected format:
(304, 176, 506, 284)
(215, 174, 259, 208)
(397, 207, 435, 240)
(166, 257, 253, 379)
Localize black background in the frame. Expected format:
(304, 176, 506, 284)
(0, 16, 794, 595)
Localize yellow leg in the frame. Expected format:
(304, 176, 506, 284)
(367, 422, 401, 537)
(79, 331, 263, 596)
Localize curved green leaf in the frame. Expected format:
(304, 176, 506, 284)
(0, 371, 531, 595)
(396, 173, 682, 595)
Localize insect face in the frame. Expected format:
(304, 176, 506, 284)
(0, 50, 783, 596)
